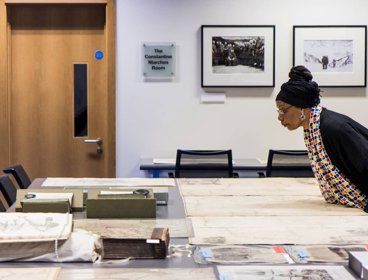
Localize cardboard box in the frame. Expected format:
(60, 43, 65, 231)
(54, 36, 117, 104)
(47, 184, 169, 206)
(86, 189, 156, 218)
(108, 186, 169, 205)
(363, 265, 368, 280)
(15, 189, 84, 212)
(21, 199, 71, 213)
(349, 251, 368, 278)
(151, 187, 168, 205)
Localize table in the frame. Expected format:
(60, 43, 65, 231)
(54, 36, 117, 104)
(4, 178, 199, 269)
(140, 158, 266, 178)
(1, 177, 363, 279)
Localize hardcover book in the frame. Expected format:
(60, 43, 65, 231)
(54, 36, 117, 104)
(102, 227, 170, 259)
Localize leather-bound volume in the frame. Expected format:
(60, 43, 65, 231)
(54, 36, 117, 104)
(102, 227, 170, 259)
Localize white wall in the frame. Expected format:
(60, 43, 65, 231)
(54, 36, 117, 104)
(116, 0, 368, 177)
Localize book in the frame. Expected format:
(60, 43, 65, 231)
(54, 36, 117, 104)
(102, 227, 170, 259)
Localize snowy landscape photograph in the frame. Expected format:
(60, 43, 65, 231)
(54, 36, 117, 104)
(293, 26, 366, 87)
(303, 40, 353, 72)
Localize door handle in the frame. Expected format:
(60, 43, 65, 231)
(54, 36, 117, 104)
(84, 137, 103, 154)
(84, 138, 103, 145)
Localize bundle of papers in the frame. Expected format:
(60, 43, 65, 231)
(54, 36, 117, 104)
(0, 213, 73, 242)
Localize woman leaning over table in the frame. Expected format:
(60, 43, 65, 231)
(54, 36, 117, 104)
(275, 65, 368, 211)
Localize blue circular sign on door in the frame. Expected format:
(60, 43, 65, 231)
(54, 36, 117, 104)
(95, 50, 104, 60)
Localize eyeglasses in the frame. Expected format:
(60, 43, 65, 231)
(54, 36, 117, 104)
(277, 105, 293, 115)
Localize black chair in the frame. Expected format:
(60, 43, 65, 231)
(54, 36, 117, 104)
(0, 175, 17, 206)
(0, 192, 7, 212)
(266, 149, 314, 177)
(171, 149, 237, 178)
(3, 164, 31, 189)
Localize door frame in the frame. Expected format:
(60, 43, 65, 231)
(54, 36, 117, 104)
(0, 0, 116, 177)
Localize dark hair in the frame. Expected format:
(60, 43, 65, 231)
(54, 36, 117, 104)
(289, 65, 313, 82)
(276, 65, 321, 108)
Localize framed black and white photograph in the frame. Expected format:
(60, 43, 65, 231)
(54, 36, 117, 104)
(201, 25, 275, 87)
(293, 25, 367, 87)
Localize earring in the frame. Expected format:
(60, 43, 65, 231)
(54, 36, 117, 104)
(300, 110, 306, 121)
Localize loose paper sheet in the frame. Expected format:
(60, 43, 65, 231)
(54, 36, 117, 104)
(42, 177, 176, 188)
(58, 268, 216, 280)
(183, 195, 363, 217)
(193, 245, 288, 265)
(284, 244, 368, 263)
(0, 213, 72, 242)
(189, 216, 368, 245)
(74, 218, 193, 238)
(0, 268, 60, 280)
(153, 158, 176, 164)
(178, 178, 320, 196)
(217, 265, 356, 280)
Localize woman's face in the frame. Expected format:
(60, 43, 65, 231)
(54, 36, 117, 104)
(276, 100, 303, 131)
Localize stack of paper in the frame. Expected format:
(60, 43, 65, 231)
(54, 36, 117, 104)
(0, 213, 72, 242)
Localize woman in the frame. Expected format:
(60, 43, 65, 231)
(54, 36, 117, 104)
(276, 65, 368, 210)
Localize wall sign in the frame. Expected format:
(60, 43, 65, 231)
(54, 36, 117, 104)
(142, 43, 176, 78)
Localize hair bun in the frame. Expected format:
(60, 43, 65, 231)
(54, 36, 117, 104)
(289, 65, 313, 82)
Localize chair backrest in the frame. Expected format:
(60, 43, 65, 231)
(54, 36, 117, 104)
(3, 164, 31, 189)
(266, 149, 314, 177)
(0, 175, 17, 206)
(174, 149, 234, 178)
(0, 192, 8, 212)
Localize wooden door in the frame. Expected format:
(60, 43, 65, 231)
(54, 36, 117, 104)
(0, 1, 116, 179)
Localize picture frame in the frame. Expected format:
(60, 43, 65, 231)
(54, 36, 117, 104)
(293, 25, 367, 87)
(201, 25, 275, 88)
